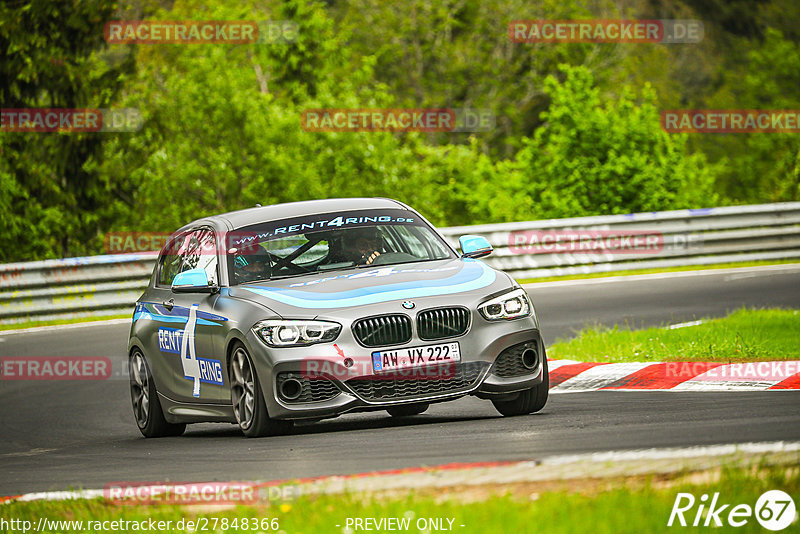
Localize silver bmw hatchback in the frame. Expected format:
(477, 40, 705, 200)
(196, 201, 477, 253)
(128, 198, 548, 437)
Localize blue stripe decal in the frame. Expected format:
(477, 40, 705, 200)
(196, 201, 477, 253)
(133, 303, 225, 326)
(242, 262, 496, 309)
(149, 305, 227, 322)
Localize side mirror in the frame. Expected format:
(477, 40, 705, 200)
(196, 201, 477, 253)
(172, 268, 217, 293)
(459, 235, 493, 259)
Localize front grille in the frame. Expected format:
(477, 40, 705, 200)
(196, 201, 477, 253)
(417, 307, 470, 340)
(492, 341, 539, 378)
(352, 314, 412, 347)
(346, 362, 488, 401)
(276, 372, 340, 403)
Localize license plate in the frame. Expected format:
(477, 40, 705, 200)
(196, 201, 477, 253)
(372, 342, 461, 372)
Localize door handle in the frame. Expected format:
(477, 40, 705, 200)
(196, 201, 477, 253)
(162, 298, 174, 311)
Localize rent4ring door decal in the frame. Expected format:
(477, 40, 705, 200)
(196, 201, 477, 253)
(156, 304, 223, 394)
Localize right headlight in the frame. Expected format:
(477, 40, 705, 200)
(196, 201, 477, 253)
(253, 320, 341, 347)
(478, 288, 532, 321)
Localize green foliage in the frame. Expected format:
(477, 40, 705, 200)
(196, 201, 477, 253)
(101, 0, 496, 231)
(708, 29, 800, 202)
(1, 0, 799, 261)
(104, 1, 395, 230)
(463, 65, 717, 222)
(337, 0, 635, 158)
(0, 0, 135, 261)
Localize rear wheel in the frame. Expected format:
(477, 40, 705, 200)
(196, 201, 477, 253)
(129, 350, 185, 437)
(230, 343, 292, 438)
(386, 403, 429, 417)
(492, 357, 549, 416)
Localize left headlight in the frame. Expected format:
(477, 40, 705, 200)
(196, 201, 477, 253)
(253, 320, 341, 347)
(478, 288, 532, 321)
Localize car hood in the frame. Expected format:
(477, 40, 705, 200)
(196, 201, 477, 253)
(228, 258, 511, 316)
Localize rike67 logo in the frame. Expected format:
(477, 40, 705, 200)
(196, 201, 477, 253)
(668, 490, 797, 530)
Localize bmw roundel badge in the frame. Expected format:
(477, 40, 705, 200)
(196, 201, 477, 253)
(402, 301, 415, 309)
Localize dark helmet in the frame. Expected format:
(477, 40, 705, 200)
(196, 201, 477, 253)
(233, 244, 271, 282)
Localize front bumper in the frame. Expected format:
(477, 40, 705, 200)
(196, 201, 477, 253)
(246, 318, 545, 420)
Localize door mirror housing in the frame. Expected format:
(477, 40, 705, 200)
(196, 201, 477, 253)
(172, 268, 217, 293)
(459, 235, 493, 259)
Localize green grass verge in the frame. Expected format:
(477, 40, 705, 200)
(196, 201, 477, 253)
(0, 314, 130, 332)
(548, 308, 800, 363)
(1, 463, 796, 533)
(516, 259, 799, 284)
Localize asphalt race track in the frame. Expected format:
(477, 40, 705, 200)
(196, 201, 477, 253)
(1, 265, 798, 495)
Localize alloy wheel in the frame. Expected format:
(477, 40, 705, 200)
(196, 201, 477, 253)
(130, 351, 150, 427)
(230, 348, 256, 429)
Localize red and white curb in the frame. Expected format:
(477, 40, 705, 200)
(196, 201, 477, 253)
(2, 441, 798, 504)
(548, 359, 800, 392)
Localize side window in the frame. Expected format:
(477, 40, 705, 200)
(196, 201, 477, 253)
(157, 229, 218, 286)
(195, 230, 219, 284)
(158, 233, 188, 286)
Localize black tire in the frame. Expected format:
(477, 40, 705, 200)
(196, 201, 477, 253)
(386, 403, 429, 417)
(230, 342, 292, 438)
(129, 349, 186, 438)
(492, 356, 549, 416)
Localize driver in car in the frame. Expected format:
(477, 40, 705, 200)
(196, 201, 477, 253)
(233, 245, 272, 283)
(333, 227, 383, 266)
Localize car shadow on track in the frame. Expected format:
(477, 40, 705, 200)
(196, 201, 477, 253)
(179, 411, 534, 439)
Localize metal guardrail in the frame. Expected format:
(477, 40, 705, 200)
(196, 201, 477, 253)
(439, 202, 800, 278)
(0, 254, 157, 325)
(1, 202, 798, 325)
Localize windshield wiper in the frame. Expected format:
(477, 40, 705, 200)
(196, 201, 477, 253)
(268, 272, 316, 280)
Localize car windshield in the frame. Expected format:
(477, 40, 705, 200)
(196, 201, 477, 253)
(227, 209, 455, 284)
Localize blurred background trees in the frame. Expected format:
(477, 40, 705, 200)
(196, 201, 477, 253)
(1, 0, 798, 261)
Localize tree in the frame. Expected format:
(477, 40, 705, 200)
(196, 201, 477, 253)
(707, 29, 800, 202)
(334, 0, 639, 158)
(100, 0, 480, 231)
(0, 0, 135, 261)
(463, 64, 718, 222)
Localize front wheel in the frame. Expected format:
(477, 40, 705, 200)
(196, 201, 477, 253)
(230, 343, 292, 438)
(492, 357, 549, 416)
(129, 349, 185, 438)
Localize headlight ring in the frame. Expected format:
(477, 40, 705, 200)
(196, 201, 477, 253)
(253, 320, 341, 347)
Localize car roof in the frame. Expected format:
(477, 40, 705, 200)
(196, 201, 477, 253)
(182, 197, 410, 231)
